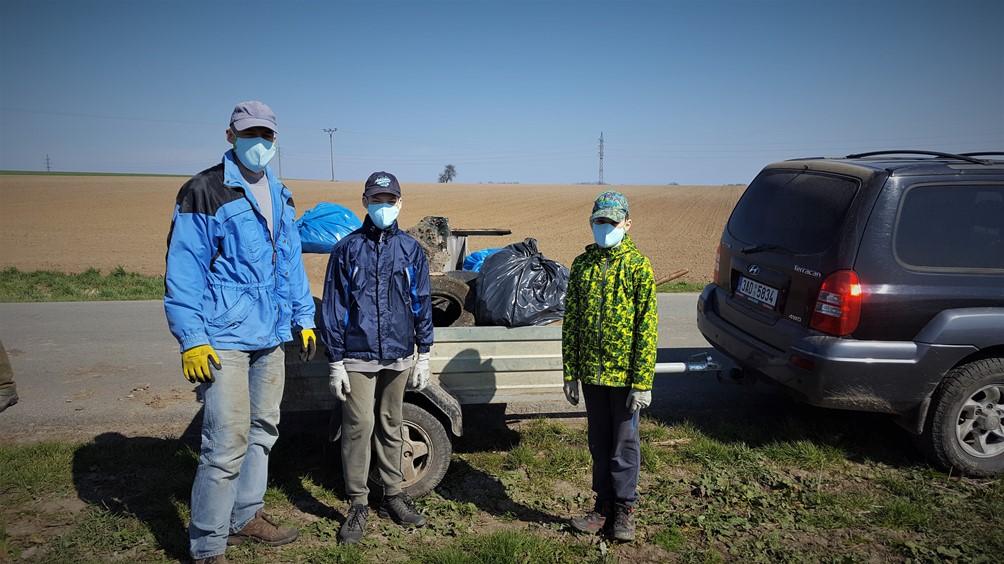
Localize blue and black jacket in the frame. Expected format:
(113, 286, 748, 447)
(320, 216, 433, 362)
(164, 150, 315, 352)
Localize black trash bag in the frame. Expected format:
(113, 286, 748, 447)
(475, 238, 569, 327)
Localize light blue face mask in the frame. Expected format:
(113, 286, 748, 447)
(234, 136, 277, 173)
(592, 222, 626, 248)
(368, 202, 400, 229)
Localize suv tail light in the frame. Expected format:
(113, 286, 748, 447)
(810, 270, 862, 336)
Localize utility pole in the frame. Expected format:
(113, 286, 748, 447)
(597, 132, 604, 185)
(322, 128, 338, 181)
(45, 154, 52, 172)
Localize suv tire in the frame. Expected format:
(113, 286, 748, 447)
(924, 357, 1004, 477)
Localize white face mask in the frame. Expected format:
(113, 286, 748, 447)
(592, 222, 626, 248)
(367, 202, 400, 229)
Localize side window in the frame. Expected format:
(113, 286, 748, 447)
(895, 184, 1004, 271)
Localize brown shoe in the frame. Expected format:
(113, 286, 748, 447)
(228, 509, 298, 547)
(570, 501, 611, 534)
(193, 555, 228, 564)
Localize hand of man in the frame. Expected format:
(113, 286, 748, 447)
(328, 361, 350, 401)
(182, 345, 222, 383)
(299, 328, 317, 362)
(410, 352, 430, 391)
(563, 380, 579, 406)
(626, 390, 652, 413)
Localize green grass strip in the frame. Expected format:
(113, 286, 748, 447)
(0, 267, 164, 302)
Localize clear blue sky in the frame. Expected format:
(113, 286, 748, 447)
(1, 0, 1001, 184)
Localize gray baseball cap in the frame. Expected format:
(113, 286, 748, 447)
(229, 100, 277, 133)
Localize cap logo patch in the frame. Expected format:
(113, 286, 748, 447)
(375, 176, 391, 187)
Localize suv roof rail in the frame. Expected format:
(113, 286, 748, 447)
(958, 152, 1004, 158)
(844, 150, 992, 165)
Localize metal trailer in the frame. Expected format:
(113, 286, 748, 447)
(282, 325, 719, 497)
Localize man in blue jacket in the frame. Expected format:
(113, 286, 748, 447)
(320, 171, 434, 544)
(164, 101, 316, 564)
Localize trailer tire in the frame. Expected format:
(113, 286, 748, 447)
(369, 402, 452, 498)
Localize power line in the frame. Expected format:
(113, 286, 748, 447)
(322, 128, 337, 181)
(44, 154, 51, 172)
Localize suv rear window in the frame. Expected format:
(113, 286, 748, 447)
(895, 184, 1004, 271)
(727, 170, 860, 254)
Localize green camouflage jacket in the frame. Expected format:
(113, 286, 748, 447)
(562, 235, 658, 391)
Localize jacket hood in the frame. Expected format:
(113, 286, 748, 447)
(361, 213, 401, 240)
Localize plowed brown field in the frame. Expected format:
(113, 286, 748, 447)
(0, 175, 744, 296)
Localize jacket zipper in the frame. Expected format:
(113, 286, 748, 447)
(596, 254, 609, 381)
(375, 230, 385, 358)
(238, 182, 282, 344)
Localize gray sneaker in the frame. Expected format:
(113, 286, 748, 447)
(339, 504, 368, 544)
(570, 501, 611, 534)
(379, 493, 426, 527)
(611, 503, 636, 542)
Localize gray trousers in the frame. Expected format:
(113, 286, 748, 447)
(342, 368, 408, 505)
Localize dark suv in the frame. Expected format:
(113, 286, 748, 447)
(697, 151, 1004, 476)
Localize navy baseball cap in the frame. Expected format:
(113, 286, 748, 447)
(364, 171, 402, 198)
(229, 101, 277, 133)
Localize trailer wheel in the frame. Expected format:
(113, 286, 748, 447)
(370, 402, 452, 498)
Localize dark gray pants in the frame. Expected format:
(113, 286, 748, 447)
(582, 383, 640, 507)
(342, 368, 408, 505)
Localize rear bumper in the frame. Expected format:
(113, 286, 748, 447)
(696, 285, 974, 416)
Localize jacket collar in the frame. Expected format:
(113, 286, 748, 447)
(361, 214, 399, 240)
(585, 234, 637, 259)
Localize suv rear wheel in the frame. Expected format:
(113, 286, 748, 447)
(925, 357, 1004, 477)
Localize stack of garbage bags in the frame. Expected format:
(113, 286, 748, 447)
(474, 238, 569, 327)
(296, 203, 362, 254)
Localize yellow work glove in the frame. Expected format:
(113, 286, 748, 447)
(182, 345, 222, 383)
(299, 328, 317, 362)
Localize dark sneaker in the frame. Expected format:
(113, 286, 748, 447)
(570, 502, 610, 534)
(193, 555, 228, 564)
(339, 504, 369, 544)
(228, 509, 298, 547)
(611, 503, 636, 542)
(379, 493, 427, 527)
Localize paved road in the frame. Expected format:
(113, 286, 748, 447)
(0, 294, 787, 441)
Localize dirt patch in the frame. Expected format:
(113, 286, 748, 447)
(0, 175, 744, 297)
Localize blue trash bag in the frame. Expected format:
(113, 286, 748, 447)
(296, 203, 362, 254)
(462, 248, 503, 272)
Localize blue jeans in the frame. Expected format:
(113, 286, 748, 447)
(582, 383, 640, 507)
(189, 346, 285, 560)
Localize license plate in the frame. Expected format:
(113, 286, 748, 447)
(737, 276, 779, 308)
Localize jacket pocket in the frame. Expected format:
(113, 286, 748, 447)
(237, 213, 266, 262)
(208, 291, 254, 329)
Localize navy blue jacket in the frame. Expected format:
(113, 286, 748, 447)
(320, 216, 434, 362)
(164, 151, 315, 352)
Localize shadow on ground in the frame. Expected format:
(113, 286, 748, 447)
(647, 346, 930, 469)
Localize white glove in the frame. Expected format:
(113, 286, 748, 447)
(410, 352, 430, 391)
(563, 380, 579, 406)
(627, 390, 651, 413)
(328, 361, 350, 401)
